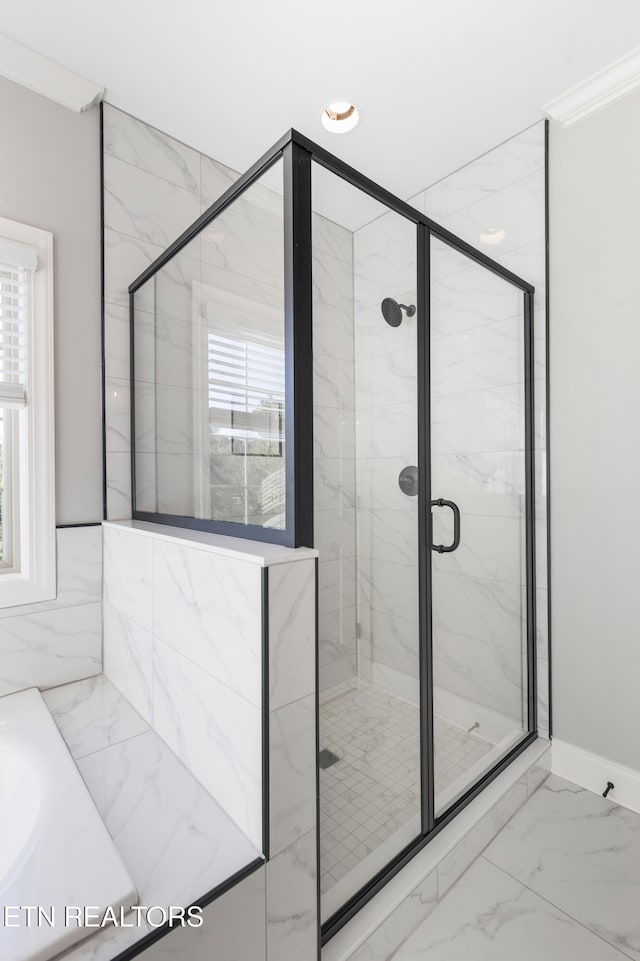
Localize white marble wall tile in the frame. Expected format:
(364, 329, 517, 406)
(152, 453, 198, 517)
(134, 383, 203, 455)
(354, 298, 418, 362)
(500, 238, 546, 299)
(0, 603, 101, 697)
(43, 674, 149, 760)
(433, 629, 525, 724)
(313, 353, 355, 410)
(440, 169, 545, 257)
(103, 228, 163, 309)
(77, 730, 259, 909)
(432, 513, 526, 585)
(436, 773, 528, 896)
(200, 154, 239, 205)
(312, 212, 352, 263)
(355, 401, 418, 461)
(361, 656, 420, 705)
(353, 237, 416, 313)
(312, 247, 355, 315)
(0, 526, 102, 621)
(422, 124, 544, 223)
(355, 346, 417, 411)
(266, 829, 317, 961)
(431, 450, 525, 519)
(200, 258, 284, 313)
(353, 209, 417, 263)
(314, 406, 356, 462)
(153, 639, 261, 847)
(269, 559, 316, 711)
(152, 539, 262, 706)
(104, 302, 131, 382)
(360, 610, 420, 679)
(319, 654, 357, 691)
(313, 300, 355, 362)
(318, 605, 357, 667)
(140, 867, 266, 961)
(104, 377, 131, 453)
(134, 308, 198, 390)
(357, 556, 419, 624)
(314, 508, 356, 564)
(52, 525, 103, 603)
(106, 452, 132, 520)
(431, 268, 522, 341)
(484, 775, 640, 959)
(318, 558, 357, 614)
(103, 105, 200, 192)
(356, 458, 420, 512)
(314, 457, 356, 511)
(148, 248, 201, 324)
(103, 524, 153, 629)
(199, 197, 284, 291)
(104, 155, 202, 249)
(397, 856, 625, 961)
(431, 383, 526, 456)
(357, 508, 418, 567)
(270, 695, 316, 856)
(103, 602, 153, 722)
(431, 317, 524, 397)
(432, 569, 525, 652)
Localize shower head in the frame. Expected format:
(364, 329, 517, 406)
(381, 297, 416, 327)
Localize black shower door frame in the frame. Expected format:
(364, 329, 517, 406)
(128, 128, 538, 944)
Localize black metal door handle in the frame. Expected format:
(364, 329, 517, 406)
(430, 498, 461, 553)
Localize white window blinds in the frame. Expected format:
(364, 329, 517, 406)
(0, 238, 37, 408)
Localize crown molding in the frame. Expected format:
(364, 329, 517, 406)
(543, 46, 640, 126)
(0, 33, 103, 112)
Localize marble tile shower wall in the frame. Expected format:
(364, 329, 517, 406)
(312, 217, 357, 691)
(102, 522, 263, 848)
(102, 103, 237, 519)
(351, 121, 548, 736)
(422, 121, 548, 737)
(0, 526, 102, 696)
(352, 214, 421, 702)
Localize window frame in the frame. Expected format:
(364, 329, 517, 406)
(0, 216, 56, 608)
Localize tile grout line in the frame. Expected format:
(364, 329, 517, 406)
(479, 852, 637, 961)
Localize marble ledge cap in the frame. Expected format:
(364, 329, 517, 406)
(103, 519, 318, 567)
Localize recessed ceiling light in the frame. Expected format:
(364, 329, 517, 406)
(479, 227, 506, 245)
(321, 101, 360, 134)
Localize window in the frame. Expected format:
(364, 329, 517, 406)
(0, 217, 55, 607)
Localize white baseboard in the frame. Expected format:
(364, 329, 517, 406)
(552, 739, 640, 814)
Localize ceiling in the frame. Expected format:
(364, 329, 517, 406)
(3, 0, 640, 221)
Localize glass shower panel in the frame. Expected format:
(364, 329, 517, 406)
(312, 162, 422, 922)
(132, 159, 286, 530)
(429, 237, 529, 817)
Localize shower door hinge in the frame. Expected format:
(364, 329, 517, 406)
(356, 622, 362, 640)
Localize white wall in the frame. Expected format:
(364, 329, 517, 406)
(550, 90, 640, 772)
(0, 76, 102, 525)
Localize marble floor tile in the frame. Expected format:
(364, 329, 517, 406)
(43, 674, 149, 760)
(396, 857, 626, 961)
(77, 730, 260, 909)
(484, 774, 640, 959)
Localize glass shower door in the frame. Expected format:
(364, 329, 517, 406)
(428, 235, 534, 817)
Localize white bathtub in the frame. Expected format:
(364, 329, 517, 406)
(0, 687, 136, 961)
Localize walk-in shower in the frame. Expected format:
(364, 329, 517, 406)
(128, 129, 537, 942)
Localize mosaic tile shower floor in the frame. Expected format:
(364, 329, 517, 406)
(319, 682, 492, 895)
